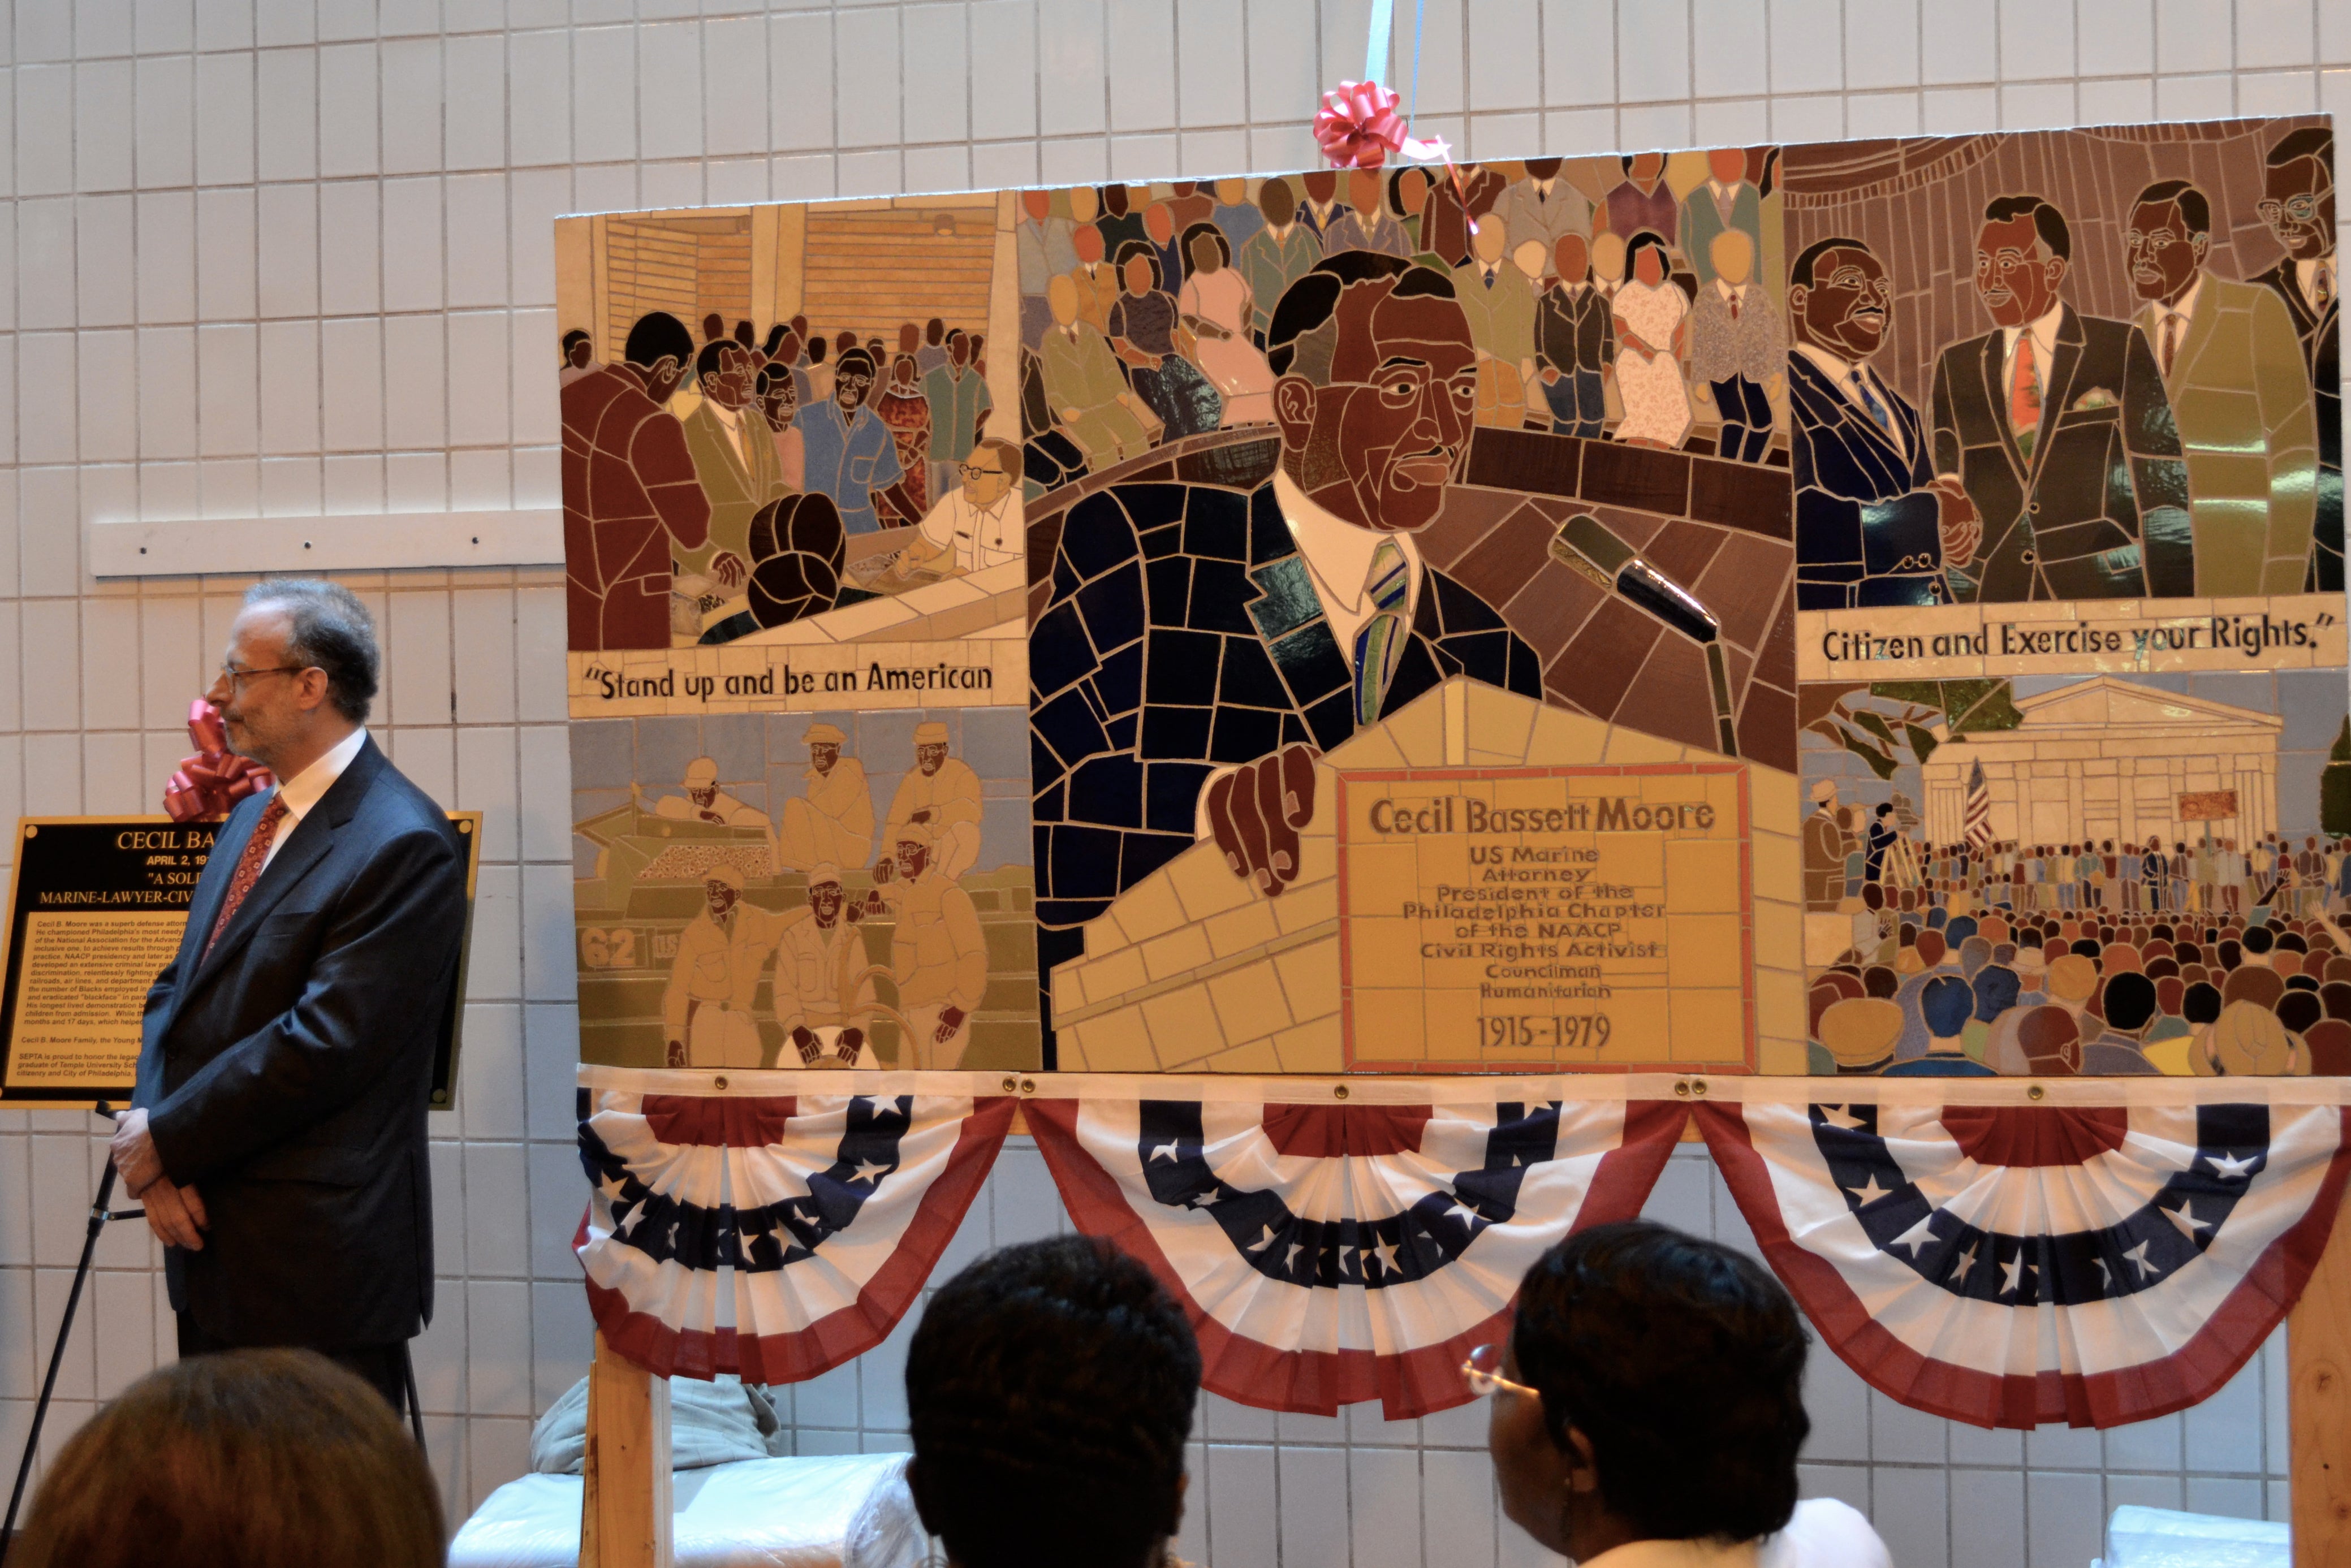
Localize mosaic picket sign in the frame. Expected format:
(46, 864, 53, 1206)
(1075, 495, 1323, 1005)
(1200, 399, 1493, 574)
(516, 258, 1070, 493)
(558, 116, 2347, 1077)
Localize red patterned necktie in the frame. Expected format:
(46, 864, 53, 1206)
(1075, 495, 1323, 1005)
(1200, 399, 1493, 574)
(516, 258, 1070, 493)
(203, 794, 290, 960)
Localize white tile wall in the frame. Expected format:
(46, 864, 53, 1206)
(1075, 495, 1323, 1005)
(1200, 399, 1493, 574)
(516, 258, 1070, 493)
(0, 0, 2335, 1551)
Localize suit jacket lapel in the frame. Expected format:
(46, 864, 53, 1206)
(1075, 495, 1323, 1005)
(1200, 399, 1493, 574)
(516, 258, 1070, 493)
(2027, 307, 2086, 491)
(1978, 332, 2029, 490)
(186, 740, 387, 988)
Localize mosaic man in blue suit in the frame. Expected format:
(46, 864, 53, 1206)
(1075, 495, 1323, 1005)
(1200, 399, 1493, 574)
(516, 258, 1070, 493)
(1788, 236, 1980, 610)
(1030, 252, 1544, 1034)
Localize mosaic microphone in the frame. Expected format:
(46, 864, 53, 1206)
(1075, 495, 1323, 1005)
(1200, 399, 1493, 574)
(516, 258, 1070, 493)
(1546, 513, 1740, 758)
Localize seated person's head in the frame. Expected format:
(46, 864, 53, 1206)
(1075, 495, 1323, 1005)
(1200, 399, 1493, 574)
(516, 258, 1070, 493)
(1492, 1221, 1809, 1561)
(906, 1236, 1200, 1568)
(9, 1349, 443, 1568)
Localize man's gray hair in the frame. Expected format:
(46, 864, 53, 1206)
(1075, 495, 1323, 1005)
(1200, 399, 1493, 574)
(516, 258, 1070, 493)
(244, 578, 380, 724)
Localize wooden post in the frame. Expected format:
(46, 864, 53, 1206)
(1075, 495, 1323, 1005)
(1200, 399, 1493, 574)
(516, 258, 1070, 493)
(580, 1330, 672, 1568)
(2292, 1186, 2351, 1567)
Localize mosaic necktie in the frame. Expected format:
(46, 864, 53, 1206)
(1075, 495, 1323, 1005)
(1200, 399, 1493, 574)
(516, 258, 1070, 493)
(2009, 334, 2041, 459)
(1352, 541, 1409, 726)
(2161, 313, 2181, 379)
(1852, 371, 1894, 437)
(203, 794, 289, 961)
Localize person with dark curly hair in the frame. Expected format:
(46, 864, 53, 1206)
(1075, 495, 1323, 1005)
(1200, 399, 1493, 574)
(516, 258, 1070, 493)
(1476, 1220, 1884, 1566)
(905, 1236, 1200, 1568)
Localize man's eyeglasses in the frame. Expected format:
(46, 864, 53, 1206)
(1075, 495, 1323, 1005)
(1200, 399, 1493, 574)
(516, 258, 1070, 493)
(216, 663, 307, 692)
(1460, 1343, 1539, 1399)
(2258, 197, 2325, 223)
(959, 463, 1007, 481)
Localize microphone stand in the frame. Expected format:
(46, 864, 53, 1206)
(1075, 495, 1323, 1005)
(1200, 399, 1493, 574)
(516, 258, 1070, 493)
(2, 1103, 145, 1552)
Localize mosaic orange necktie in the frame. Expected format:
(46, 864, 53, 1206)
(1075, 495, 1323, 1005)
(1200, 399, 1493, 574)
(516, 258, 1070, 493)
(202, 794, 289, 961)
(2009, 335, 2041, 457)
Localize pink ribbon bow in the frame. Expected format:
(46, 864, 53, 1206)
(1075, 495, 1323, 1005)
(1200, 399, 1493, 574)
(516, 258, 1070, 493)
(163, 698, 275, 823)
(1312, 80, 1450, 170)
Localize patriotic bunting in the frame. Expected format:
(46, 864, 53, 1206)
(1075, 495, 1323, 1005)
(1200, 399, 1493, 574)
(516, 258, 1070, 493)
(1026, 1089, 1685, 1419)
(575, 1070, 1015, 1382)
(574, 1071, 2351, 1433)
(1696, 1089, 2351, 1428)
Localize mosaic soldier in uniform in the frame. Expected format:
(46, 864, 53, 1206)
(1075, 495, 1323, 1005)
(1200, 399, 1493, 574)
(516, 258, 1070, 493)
(863, 822, 989, 1068)
(778, 722, 874, 873)
(648, 755, 773, 835)
(1029, 250, 1543, 1026)
(883, 721, 985, 883)
(1929, 195, 2192, 602)
(662, 863, 790, 1068)
(773, 863, 876, 1068)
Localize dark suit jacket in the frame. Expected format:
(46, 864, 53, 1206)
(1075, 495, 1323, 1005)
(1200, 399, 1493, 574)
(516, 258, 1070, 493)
(1537, 284, 1613, 377)
(1790, 349, 1947, 609)
(135, 737, 466, 1350)
(1928, 305, 2192, 601)
(1030, 478, 1543, 933)
(2251, 257, 2343, 587)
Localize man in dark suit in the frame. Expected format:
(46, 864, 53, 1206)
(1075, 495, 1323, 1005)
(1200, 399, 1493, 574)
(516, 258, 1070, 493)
(1928, 195, 2192, 602)
(2250, 126, 2342, 593)
(1030, 252, 1542, 1013)
(112, 579, 467, 1417)
(1788, 235, 1978, 608)
(1535, 232, 1613, 438)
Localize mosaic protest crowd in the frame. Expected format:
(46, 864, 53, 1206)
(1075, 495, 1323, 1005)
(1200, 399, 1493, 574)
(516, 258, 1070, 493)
(1811, 817, 2351, 1076)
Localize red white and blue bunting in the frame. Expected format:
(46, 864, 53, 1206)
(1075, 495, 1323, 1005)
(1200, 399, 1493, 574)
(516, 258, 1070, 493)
(574, 1070, 2351, 1431)
(575, 1069, 1015, 1382)
(1697, 1085, 2351, 1429)
(1027, 1086, 1685, 1419)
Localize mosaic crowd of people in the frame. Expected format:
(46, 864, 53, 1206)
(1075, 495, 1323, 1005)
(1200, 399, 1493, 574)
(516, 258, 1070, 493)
(562, 305, 1023, 649)
(1010, 154, 1787, 481)
(1811, 826, 2351, 1076)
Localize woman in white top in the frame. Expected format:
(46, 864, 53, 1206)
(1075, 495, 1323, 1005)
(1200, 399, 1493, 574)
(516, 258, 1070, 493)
(1611, 231, 1694, 450)
(1177, 222, 1275, 426)
(1472, 1220, 1890, 1567)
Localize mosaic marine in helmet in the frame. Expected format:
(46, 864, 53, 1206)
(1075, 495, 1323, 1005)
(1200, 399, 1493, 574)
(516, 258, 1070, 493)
(649, 755, 773, 832)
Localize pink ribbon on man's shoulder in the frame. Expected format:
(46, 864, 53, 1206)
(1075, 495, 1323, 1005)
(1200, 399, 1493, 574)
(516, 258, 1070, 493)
(1312, 79, 1450, 170)
(164, 698, 275, 822)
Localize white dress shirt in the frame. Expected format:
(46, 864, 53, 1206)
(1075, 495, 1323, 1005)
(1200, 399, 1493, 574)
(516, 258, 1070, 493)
(706, 399, 752, 470)
(1794, 342, 1907, 462)
(916, 486, 1026, 573)
(261, 726, 368, 873)
(2297, 256, 2335, 312)
(1999, 300, 2066, 412)
(1190, 472, 1425, 841)
(1273, 468, 1422, 671)
(1566, 1497, 1891, 1568)
(2146, 272, 2203, 375)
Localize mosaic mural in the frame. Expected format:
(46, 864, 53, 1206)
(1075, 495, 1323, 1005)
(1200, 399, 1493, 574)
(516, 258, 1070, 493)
(558, 116, 2346, 1076)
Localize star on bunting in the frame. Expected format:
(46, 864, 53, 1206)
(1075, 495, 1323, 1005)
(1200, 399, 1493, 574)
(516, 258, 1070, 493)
(1845, 1174, 1893, 1207)
(1888, 1214, 1938, 1256)
(1818, 1105, 1865, 1130)
(2124, 1239, 2162, 1280)
(2164, 1200, 2212, 1240)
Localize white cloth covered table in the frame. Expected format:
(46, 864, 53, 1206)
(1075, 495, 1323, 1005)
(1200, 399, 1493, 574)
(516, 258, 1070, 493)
(2100, 1504, 2288, 1567)
(448, 1451, 928, 1568)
